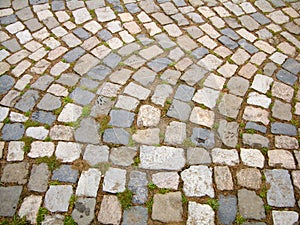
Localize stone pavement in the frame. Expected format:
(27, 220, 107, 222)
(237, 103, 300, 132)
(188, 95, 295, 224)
(0, 0, 299, 224)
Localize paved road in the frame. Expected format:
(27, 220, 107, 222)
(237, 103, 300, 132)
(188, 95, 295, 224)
(0, 0, 299, 224)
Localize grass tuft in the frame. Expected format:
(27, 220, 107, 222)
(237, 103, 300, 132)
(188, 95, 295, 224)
(117, 189, 133, 210)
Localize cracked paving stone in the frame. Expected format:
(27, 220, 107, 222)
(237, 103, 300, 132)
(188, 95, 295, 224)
(103, 128, 130, 145)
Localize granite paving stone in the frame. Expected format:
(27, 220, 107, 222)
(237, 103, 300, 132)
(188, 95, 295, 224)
(28, 163, 50, 192)
(18, 195, 42, 224)
(187, 202, 214, 225)
(139, 145, 185, 170)
(0, 186, 22, 217)
(128, 171, 148, 204)
(265, 169, 295, 207)
(52, 165, 79, 183)
(44, 185, 73, 212)
(152, 172, 180, 190)
(181, 165, 214, 197)
(98, 195, 122, 225)
(218, 195, 237, 225)
(268, 150, 296, 169)
(103, 167, 126, 193)
(72, 197, 96, 225)
(152, 192, 183, 222)
(76, 168, 101, 197)
(238, 189, 265, 220)
(121, 206, 148, 225)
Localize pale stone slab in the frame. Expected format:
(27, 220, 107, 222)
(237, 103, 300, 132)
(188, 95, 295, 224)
(240, 148, 265, 168)
(18, 195, 42, 224)
(212, 148, 239, 166)
(98, 195, 122, 225)
(28, 141, 55, 158)
(103, 168, 126, 193)
(44, 185, 73, 212)
(181, 165, 214, 197)
(152, 172, 179, 190)
(187, 202, 215, 225)
(76, 168, 101, 197)
(139, 145, 185, 170)
(55, 142, 82, 162)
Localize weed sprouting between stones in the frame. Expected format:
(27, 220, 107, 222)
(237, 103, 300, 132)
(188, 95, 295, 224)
(36, 155, 61, 172)
(117, 189, 133, 210)
(36, 207, 48, 225)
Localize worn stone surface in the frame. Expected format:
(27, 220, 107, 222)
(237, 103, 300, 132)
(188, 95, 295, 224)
(28, 163, 50, 192)
(214, 166, 233, 190)
(72, 198, 96, 225)
(237, 168, 261, 189)
(1, 162, 29, 184)
(265, 169, 295, 207)
(103, 167, 126, 193)
(238, 189, 265, 220)
(187, 202, 215, 225)
(76, 168, 101, 197)
(181, 165, 214, 197)
(0, 186, 22, 217)
(44, 185, 73, 212)
(152, 192, 183, 223)
(98, 195, 122, 225)
(122, 206, 148, 225)
(218, 195, 237, 225)
(139, 145, 185, 170)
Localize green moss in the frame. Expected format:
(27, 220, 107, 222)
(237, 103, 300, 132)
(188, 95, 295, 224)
(133, 156, 140, 166)
(62, 96, 73, 104)
(182, 193, 188, 204)
(36, 207, 48, 225)
(182, 138, 196, 148)
(146, 197, 154, 213)
(206, 198, 219, 210)
(1, 216, 29, 225)
(147, 182, 158, 190)
(36, 155, 61, 172)
(264, 204, 272, 212)
(64, 216, 76, 225)
(24, 120, 41, 128)
(49, 180, 61, 185)
(117, 189, 133, 210)
(82, 106, 91, 117)
(158, 188, 170, 194)
(235, 214, 247, 224)
(96, 115, 112, 135)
